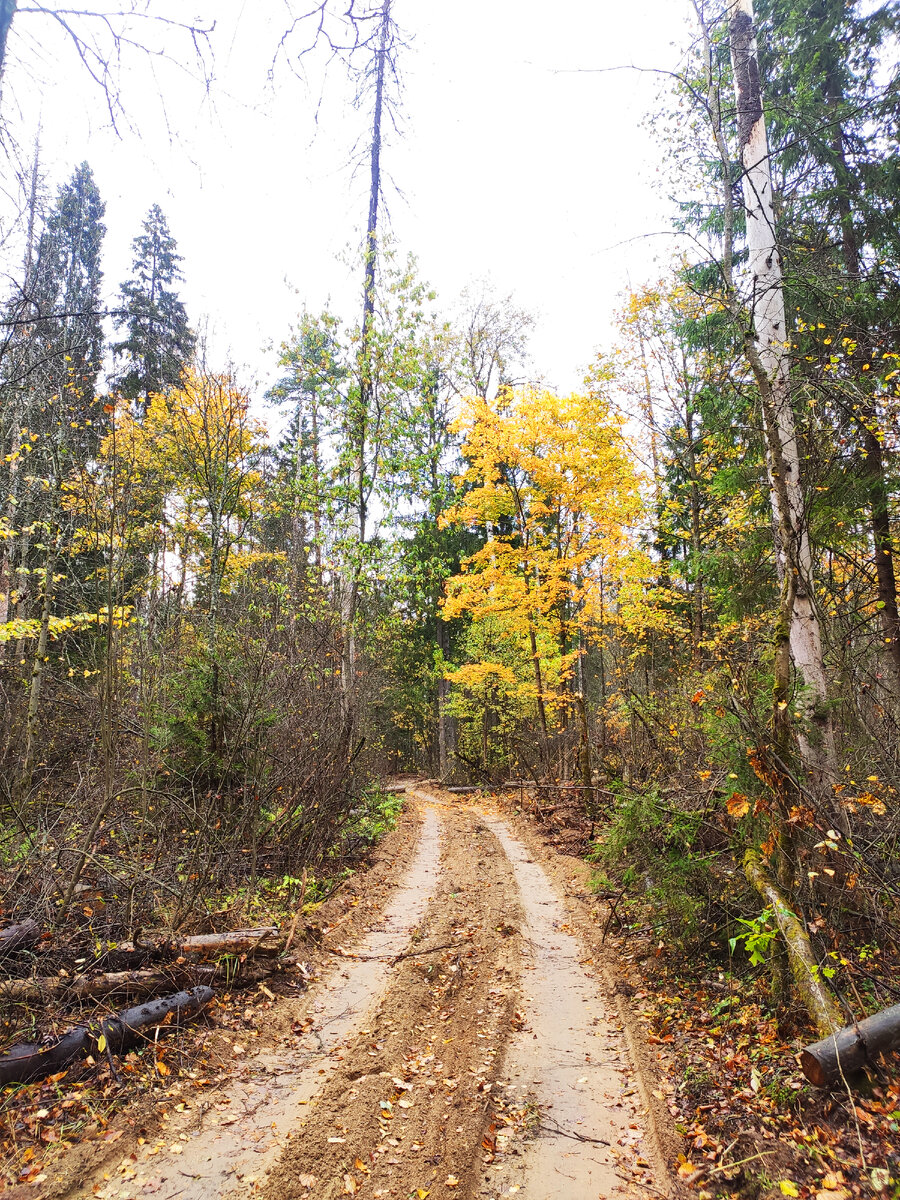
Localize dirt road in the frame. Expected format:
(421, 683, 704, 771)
(63, 788, 670, 1200)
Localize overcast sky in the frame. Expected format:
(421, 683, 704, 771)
(1, 1, 693, 399)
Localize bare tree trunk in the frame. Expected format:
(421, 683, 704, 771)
(684, 397, 704, 659)
(311, 396, 323, 584)
(436, 615, 450, 777)
(0, 0, 16, 81)
(728, 0, 837, 794)
(16, 541, 56, 806)
(341, 0, 391, 709)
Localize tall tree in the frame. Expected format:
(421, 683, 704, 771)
(755, 0, 900, 695)
(689, 1, 838, 800)
(30, 160, 106, 447)
(113, 203, 195, 410)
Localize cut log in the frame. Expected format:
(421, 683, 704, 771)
(0, 970, 170, 1005)
(0, 960, 280, 1007)
(801, 1002, 900, 1087)
(116, 927, 281, 959)
(744, 851, 843, 1039)
(0, 920, 40, 956)
(0, 986, 214, 1087)
(168, 928, 281, 955)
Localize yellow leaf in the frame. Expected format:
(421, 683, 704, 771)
(727, 793, 750, 818)
(780, 1183, 799, 1197)
(96, 1034, 107, 1053)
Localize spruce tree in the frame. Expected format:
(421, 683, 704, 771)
(113, 204, 195, 409)
(31, 161, 107, 462)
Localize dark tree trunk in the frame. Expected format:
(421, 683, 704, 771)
(0, 919, 39, 955)
(802, 1002, 900, 1087)
(0, 0, 16, 80)
(826, 69, 900, 691)
(0, 987, 214, 1087)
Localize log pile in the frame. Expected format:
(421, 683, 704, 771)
(0, 925, 293, 1008)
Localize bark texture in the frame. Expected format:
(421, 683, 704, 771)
(729, 0, 837, 793)
(744, 851, 842, 1039)
(0, 961, 281, 1006)
(801, 1002, 900, 1087)
(0, 986, 214, 1086)
(0, 0, 15, 80)
(0, 919, 40, 955)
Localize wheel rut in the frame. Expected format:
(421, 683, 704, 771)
(479, 811, 656, 1200)
(73, 808, 442, 1200)
(66, 789, 667, 1200)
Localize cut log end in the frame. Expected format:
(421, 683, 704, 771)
(801, 1002, 900, 1087)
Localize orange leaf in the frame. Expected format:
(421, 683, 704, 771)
(726, 793, 749, 818)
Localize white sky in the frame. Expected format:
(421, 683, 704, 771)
(1, 1, 693, 400)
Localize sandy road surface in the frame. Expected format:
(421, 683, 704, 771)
(64, 788, 667, 1200)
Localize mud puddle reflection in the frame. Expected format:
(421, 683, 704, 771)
(83, 808, 442, 1200)
(482, 815, 652, 1200)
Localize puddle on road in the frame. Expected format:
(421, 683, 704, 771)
(482, 815, 651, 1200)
(82, 807, 442, 1200)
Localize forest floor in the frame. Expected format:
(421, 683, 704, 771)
(2, 785, 897, 1200)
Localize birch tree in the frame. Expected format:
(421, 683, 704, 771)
(693, 0, 838, 802)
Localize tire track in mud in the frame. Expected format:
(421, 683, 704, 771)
(480, 812, 658, 1200)
(60, 789, 669, 1200)
(71, 807, 443, 1200)
(261, 805, 525, 1200)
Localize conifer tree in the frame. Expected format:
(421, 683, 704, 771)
(113, 204, 195, 410)
(28, 161, 107, 459)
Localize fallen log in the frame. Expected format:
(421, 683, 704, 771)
(0, 920, 40, 956)
(801, 1002, 900, 1087)
(117, 926, 281, 959)
(0, 960, 279, 1007)
(444, 786, 482, 794)
(744, 851, 843, 1039)
(377, 784, 408, 795)
(168, 928, 281, 955)
(0, 985, 214, 1087)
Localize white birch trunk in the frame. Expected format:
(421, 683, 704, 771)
(729, 0, 836, 789)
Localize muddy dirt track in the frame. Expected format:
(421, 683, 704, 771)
(51, 787, 674, 1200)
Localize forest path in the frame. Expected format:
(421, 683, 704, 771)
(60, 788, 669, 1200)
(477, 808, 654, 1198)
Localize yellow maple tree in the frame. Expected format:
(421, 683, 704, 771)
(441, 385, 646, 761)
